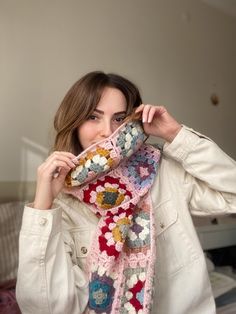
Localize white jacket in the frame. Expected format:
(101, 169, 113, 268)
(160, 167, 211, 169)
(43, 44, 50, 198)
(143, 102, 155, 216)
(16, 126, 236, 314)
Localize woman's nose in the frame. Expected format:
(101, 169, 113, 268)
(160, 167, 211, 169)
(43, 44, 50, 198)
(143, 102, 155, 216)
(100, 120, 113, 138)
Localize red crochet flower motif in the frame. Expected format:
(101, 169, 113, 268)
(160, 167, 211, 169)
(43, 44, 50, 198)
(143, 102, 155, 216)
(82, 176, 133, 211)
(99, 205, 135, 259)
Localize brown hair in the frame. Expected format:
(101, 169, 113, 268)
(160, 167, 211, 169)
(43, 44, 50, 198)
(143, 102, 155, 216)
(53, 71, 142, 154)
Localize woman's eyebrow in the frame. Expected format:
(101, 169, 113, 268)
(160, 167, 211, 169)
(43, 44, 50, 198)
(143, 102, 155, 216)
(114, 111, 126, 116)
(94, 109, 126, 115)
(94, 109, 103, 114)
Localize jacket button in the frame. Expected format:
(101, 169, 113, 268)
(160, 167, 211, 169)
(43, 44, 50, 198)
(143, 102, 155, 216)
(81, 246, 88, 254)
(160, 222, 165, 229)
(39, 217, 47, 226)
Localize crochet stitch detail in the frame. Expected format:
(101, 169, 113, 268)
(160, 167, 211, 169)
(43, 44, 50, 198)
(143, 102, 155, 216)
(65, 120, 148, 187)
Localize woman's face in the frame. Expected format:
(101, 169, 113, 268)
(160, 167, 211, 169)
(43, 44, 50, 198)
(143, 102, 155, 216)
(77, 87, 127, 150)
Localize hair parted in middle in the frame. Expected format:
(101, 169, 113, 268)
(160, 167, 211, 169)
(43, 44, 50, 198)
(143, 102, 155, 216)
(53, 71, 142, 154)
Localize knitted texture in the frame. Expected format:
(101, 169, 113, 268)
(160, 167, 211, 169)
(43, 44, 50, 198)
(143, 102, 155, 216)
(64, 120, 161, 313)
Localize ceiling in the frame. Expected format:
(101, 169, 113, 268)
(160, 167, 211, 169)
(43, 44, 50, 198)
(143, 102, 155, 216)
(202, 0, 236, 18)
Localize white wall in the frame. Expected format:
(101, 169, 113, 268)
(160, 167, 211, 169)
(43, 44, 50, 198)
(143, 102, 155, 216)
(0, 0, 235, 198)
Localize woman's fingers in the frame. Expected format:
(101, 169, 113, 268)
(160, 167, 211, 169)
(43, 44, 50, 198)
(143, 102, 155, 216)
(34, 151, 78, 209)
(146, 106, 157, 123)
(135, 104, 151, 123)
(45, 151, 76, 163)
(135, 104, 145, 113)
(142, 105, 152, 123)
(38, 152, 77, 179)
(135, 104, 166, 123)
(46, 152, 77, 168)
(45, 160, 72, 177)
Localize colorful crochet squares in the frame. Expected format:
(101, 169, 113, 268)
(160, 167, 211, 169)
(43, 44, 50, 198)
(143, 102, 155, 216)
(120, 267, 147, 313)
(82, 176, 133, 211)
(89, 271, 115, 313)
(65, 120, 148, 187)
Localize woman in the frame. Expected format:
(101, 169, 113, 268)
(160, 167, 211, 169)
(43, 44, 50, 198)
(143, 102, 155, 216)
(16, 71, 236, 314)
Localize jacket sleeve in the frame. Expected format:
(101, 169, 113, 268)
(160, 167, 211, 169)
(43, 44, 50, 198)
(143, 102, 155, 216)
(16, 205, 88, 314)
(163, 126, 236, 216)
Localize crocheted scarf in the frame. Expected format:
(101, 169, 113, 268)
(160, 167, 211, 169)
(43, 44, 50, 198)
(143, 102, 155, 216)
(65, 120, 161, 314)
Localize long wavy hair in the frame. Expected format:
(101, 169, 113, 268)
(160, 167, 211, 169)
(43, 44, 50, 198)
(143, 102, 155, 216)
(53, 71, 142, 154)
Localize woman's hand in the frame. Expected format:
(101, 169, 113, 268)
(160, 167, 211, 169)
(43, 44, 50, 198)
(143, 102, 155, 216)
(34, 151, 77, 210)
(135, 104, 182, 142)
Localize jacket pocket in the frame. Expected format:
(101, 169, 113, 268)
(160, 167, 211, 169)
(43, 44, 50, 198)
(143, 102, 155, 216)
(71, 228, 93, 269)
(154, 198, 200, 278)
(155, 198, 178, 236)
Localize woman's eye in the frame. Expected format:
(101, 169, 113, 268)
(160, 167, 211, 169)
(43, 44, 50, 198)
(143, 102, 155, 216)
(115, 116, 126, 123)
(88, 115, 97, 120)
